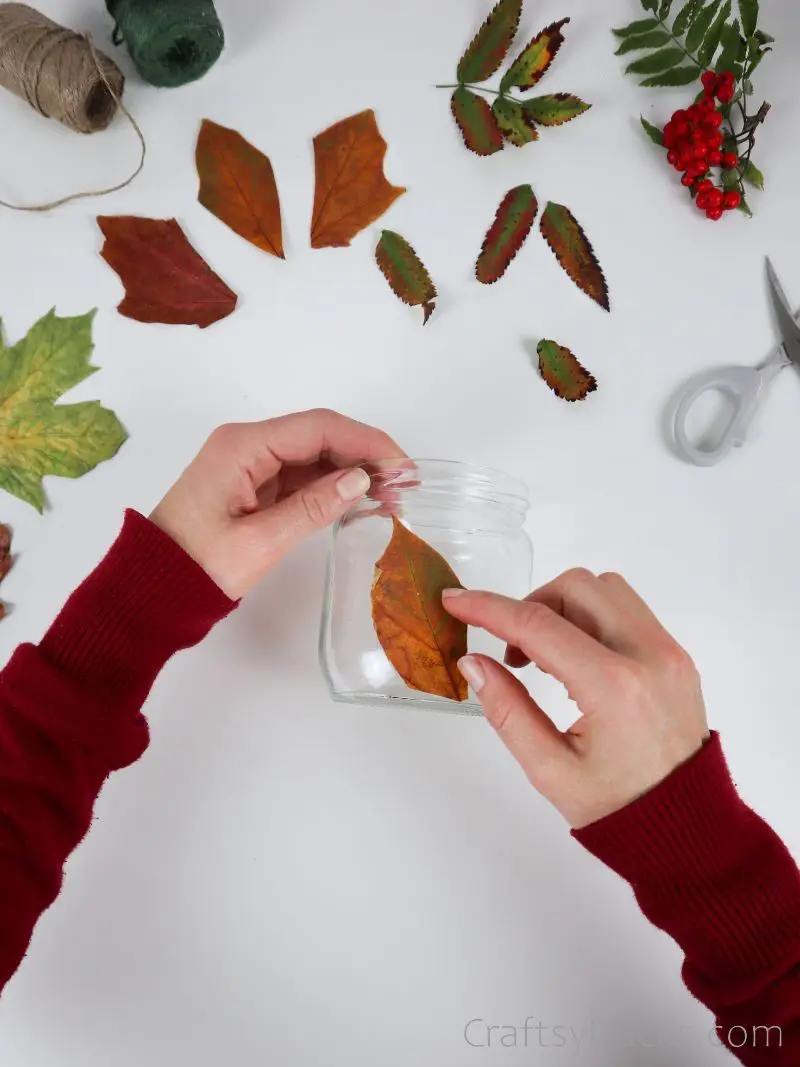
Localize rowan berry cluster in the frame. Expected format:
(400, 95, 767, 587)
(662, 70, 741, 221)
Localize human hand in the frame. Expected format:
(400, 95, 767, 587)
(442, 570, 709, 829)
(150, 409, 403, 600)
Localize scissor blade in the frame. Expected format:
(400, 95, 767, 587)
(767, 258, 800, 366)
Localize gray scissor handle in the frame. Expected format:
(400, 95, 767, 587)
(672, 350, 788, 467)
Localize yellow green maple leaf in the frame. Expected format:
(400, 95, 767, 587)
(0, 309, 126, 512)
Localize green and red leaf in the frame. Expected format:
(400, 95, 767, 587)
(451, 88, 503, 156)
(537, 340, 597, 401)
(539, 202, 609, 311)
(492, 97, 539, 146)
(457, 0, 523, 84)
(500, 18, 570, 92)
(476, 184, 539, 284)
(376, 231, 437, 325)
(522, 93, 591, 126)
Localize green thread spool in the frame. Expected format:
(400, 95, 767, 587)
(106, 0, 224, 88)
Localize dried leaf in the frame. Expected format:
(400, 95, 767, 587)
(451, 88, 504, 156)
(196, 118, 284, 259)
(540, 202, 609, 311)
(376, 231, 437, 324)
(522, 93, 591, 126)
(97, 217, 238, 328)
(0, 310, 126, 512)
(537, 339, 597, 401)
(457, 0, 523, 84)
(476, 185, 539, 284)
(371, 516, 467, 702)
(500, 18, 570, 93)
(0, 522, 11, 620)
(492, 97, 539, 146)
(310, 110, 405, 249)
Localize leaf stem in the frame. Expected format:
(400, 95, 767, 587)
(435, 82, 503, 97)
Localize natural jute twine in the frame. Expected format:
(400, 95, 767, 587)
(0, 3, 146, 211)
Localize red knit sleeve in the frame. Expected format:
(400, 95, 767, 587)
(0, 510, 236, 992)
(573, 733, 800, 1065)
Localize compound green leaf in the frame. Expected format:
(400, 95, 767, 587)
(537, 340, 597, 401)
(715, 18, 743, 71)
(500, 18, 570, 92)
(451, 88, 504, 156)
(615, 30, 671, 54)
(686, 0, 722, 53)
(697, 0, 731, 66)
(626, 46, 685, 74)
(376, 231, 437, 325)
(540, 202, 609, 311)
(673, 0, 703, 36)
(492, 97, 539, 146)
(522, 94, 591, 125)
(457, 0, 523, 83)
(476, 184, 539, 284)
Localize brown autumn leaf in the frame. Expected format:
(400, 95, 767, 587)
(310, 110, 406, 249)
(371, 516, 468, 701)
(196, 118, 284, 258)
(537, 339, 597, 401)
(97, 216, 238, 328)
(0, 521, 11, 620)
(539, 201, 610, 311)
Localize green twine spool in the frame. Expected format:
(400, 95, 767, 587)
(106, 0, 224, 88)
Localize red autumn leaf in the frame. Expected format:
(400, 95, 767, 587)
(537, 339, 597, 401)
(476, 184, 539, 283)
(451, 87, 504, 156)
(539, 202, 610, 311)
(97, 216, 238, 329)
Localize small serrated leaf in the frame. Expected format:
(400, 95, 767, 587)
(613, 17, 660, 36)
(626, 47, 686, 74)
(537, 340, 597, 402)
(457, 0, 523, 83)
(742, 158, 764, 189)
(492, 97, 539, 146)
(540, 202, 609, 311)
(451, 88, 504, 156)
(673, 0, 703, 36)
(640, 64, 701, 85)
(522, 93, 591, 126)
(376, 231, 437, 325)
(476, 185, 539, 284)
(686, 0, 722, 53)
(697, 0, 731, 66)
(715, 18, 743, 70)
(500, 18, 570, 92)
(615, 30, 671, 54)
(641, 116, 665, 144)
(738, 0, 758, 37)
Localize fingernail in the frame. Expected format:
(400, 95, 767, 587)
(442, 587, 467, 600)
(458, 655, 485, 694)
(336, 468, 371, 502)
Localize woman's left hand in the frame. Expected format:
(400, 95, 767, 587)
(150, 409, 403, 599)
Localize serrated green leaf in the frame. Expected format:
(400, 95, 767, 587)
(742, 158, 764, 189)
(536, 340, 597, 402)
(500, 18, 570, 92)
(457, 0, 523, 83)
(626, 47, 685, 74)
(0, 310, 126, 512)
(640, 64, 701, 85)
(522, 93, 591, 125)
(615, 30, 671, 54)
(540, 202, 609, 311)
(492, 97, 539, 146)
(450, 88, 504, 156)
(715, 17, 742, 70)
(738, 0, 758, 37)
(613, 17, 660, 36)
(476, 185, 539, 284)
(640, 116, 665, 144)
(686, 0, 722, 53)
(697, 0, 731, 65)
(376, 231, 437, 325)
(754, 29, 774, 44)
(673, 0, 703, 37)
(658, 0, 674, 17)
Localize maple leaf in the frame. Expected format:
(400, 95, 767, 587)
(500, 18, 570, 93)
(0, 310, 126, 512)
(539, 202, 610, 311)
(522, 93, 591, 126)
(0, 521, 11, 621)
(451, 88, 504, 156)
(310, 110, 405, 249)
(492, 98, 539, 146)
(196, 118, 284, 258)
(376, 231, 437, 325)
(476, 185, 539, 284)
(537, 339, 597, 401)
(371, 516, 468, 702)
(97, 216, 238, 328)
(457, 0, 523, 84)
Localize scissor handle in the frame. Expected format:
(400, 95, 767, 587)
(672, 357, 785, 467)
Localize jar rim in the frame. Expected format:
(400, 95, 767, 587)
(362, 457, 530, 515)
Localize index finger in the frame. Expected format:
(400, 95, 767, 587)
(442, 589, 622, 708)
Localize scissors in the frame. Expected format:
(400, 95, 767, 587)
(672, 259, 800, 467)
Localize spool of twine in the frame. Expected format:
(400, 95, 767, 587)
(0, 3, 146, 210)
(106, 0, 224, 88)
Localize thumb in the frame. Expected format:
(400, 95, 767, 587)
(250, 467, 371, 563)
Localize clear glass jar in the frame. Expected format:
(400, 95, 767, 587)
(319, 459, 532, 715)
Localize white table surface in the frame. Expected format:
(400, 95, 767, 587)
(0, 0, 798, 1063)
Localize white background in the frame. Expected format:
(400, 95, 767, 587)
(0, 0, 798, 1063)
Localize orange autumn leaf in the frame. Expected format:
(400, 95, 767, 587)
(310, 110, 406, 249)
(196, 118, 284, 259)
(371, 516, 468, 702)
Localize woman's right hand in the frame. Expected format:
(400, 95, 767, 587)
(442, 570, 710, 830)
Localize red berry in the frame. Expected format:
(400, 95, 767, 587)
(681, 173, 696, 188)
(717, 83, 735, 104)
(674, 119, 690, 138)
(696, 193, 711, 210)
(667, 148, 680, 166)
(720, 70, 735, 85)
(693, 144, 708, 160)
(701, 71, 719, 95)
(706, 206, 724, 221)
(707, 130, 724, 149)
(708, 188, 724, 209)
(699, 96, 716, 113)
(723, 190, 741, 210)
(722, 151, 738, 169)
(696, 178, 714, 194)
(707, 149, 723, 166)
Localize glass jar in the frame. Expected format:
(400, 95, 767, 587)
(319, 459, 532, 715)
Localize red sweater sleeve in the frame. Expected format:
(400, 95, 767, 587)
(573, 734, 800, 1065)
(0, 510, 236, 992)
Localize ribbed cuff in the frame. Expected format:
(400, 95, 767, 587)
(38, 510, 237, 706)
